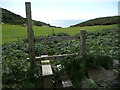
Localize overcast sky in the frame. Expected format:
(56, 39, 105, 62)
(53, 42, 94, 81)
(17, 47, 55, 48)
(0, 0, 119, 26)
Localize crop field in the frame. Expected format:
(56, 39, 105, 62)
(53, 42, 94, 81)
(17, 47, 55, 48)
(2, 23, 119, 88)
(2, 24, 117, 43)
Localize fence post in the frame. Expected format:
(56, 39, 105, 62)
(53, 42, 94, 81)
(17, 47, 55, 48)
(25, 2, 36, 69)
(80, 29, 86, 55)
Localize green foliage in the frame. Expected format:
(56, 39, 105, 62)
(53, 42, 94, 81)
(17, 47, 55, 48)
(2, 41, 42, 88)
(3, 58, 42, 88)
(86, 29, 119, 60)
(2, 28, 118, 88)
(60, 56, 86, 88)
(33, 20, 51, 27)
(2, 8, 25, 25)
(87, 79, 99, 88)
(84, 54, 113, 69)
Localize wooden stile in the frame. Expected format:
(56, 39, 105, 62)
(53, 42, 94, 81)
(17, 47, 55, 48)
(25, 2, 87, 88)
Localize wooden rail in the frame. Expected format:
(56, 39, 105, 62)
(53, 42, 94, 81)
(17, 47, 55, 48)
(27, 53, 78, 61)
(23, 36, 80, 42)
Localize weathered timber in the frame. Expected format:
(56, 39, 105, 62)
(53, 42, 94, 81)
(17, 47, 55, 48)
(57, 64, 73, 88)
(23, 36, 80, 42)
(41, 55, 53, 88)
(27, 53, 78, 61)
(41, 60, 53, 76)
(25, 2, 36, 68)
(80, 30, 86, 55)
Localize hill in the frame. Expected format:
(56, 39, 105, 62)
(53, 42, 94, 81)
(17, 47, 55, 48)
(70, 16, 119, 27)
(1, 7, 52, 27)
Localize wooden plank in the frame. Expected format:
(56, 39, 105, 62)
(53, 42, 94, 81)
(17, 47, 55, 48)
(27, 53, 78, 61)
(80, 30, 86, 55)
(25, 2, 36, 68)
(41, 56, 53, 88)
(23, 36, 80, 42)
(56, 64, 73, 88)
(35, 36, 80, 42)
(41, 60, 53, 76)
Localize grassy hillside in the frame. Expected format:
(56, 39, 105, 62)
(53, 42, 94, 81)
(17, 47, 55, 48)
(2, 24, 117, 43)
(71, 16, 119, 27)
(1, 7, 51, 27)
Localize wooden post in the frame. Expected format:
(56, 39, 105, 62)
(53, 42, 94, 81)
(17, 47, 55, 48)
(80, 30, 86, 55)
(25, 2, 36, 68)
(0, 7, 2, 90)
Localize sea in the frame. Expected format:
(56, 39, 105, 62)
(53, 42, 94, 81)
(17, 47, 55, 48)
(45, 19, 86, 28)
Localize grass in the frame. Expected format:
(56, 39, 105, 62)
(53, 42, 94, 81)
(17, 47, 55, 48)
(2, 24, 117, 43)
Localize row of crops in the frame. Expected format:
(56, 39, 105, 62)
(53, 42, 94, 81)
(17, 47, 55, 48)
(2, 28, 119, 88)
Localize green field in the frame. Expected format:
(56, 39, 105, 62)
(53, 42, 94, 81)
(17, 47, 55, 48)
(2, 24, 117, 43)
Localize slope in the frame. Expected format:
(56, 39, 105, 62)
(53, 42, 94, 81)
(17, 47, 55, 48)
(1, 7, 51, 27)
(70, 16, 119, 27)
